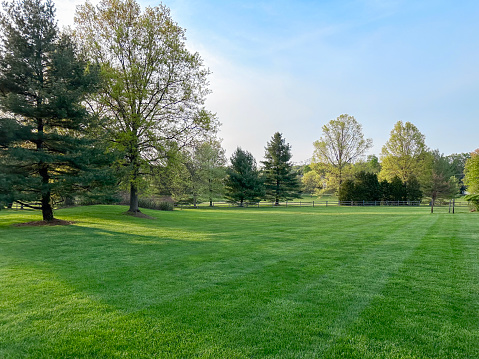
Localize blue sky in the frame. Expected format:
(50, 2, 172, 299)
(58, 0, 479, 163)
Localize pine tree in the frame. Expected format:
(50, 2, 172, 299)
(0, 0, 113, 220)
(262, 132, 301, 205)
(225, 148, 264, 206)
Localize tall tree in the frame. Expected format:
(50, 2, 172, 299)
(74, 0, 216, 213)
(262, 132, 301, 205)
(379, 121, 429, 183)
(225, 148, 264, 206)
(422, 150, 458, 213)
(0, 0, 109, 221)
(312, 114, 372, 192)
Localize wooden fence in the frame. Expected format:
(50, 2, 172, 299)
(178, 200, 469, 209)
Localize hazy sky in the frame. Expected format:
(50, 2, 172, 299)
(56, 0, 479, 163)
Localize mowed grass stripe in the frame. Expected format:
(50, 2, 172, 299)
(0, 206, 478, 358)
(325, 213, 479, 359)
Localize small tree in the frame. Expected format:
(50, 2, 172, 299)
(195, 140, 226, 206)
(225, 148, 264, 206)
(422, 150, 458, 213)
(262, 132, 301, 205)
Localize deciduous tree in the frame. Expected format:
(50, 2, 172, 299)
(312, 114, 372, 192)
(74, 0, 216, 213)
(422, 150, 458, 213)
(379, 121, 428, 183)
(464, 149, 479, 210)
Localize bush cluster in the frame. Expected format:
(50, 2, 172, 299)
(339, 172, 422, 202)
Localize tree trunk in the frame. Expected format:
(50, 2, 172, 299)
(39, 162, 54, 221)
(129, 182, 140, 213)
(431, 196, 435, 214)
(41, 193, 54, 221)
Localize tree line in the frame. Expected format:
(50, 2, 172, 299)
(304, 115, 475, 213)
(1, 0, 478, 220)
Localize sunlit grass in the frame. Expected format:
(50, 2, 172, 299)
(0, 205, 478, 358)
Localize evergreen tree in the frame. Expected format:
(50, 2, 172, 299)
(262, 132, 301, 205)
(338, 171, 380, 202)
(405, 175, 422, 202)
(225, 148, 264, 206)
(0, 0, 112, 220)
(389, 176, 407, 201)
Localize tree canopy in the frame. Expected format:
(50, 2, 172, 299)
(312, 114, 372, 192)
(379, 121, 429, 183)
(74, 0, 216, 213)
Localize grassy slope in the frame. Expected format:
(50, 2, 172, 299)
(0, 205, 478, 358)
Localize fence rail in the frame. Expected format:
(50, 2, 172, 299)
(178, 200, 470, 209)
(5, 199, 470, 211)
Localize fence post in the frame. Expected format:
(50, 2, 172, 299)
(326, 201, 328, 207)
(313, 201, 314, 207)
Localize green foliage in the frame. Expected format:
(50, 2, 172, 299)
(422, 150, 459, 212)
(447, 152, 470, 193)
(301, 170, 322, 195)
(225, 148, 264, 205)
(465, 194, 479, 211)
(262, 132, 301, 204)
(465, 149, 479, 194)
(405, 175, 423, 202)
(379, 121, 429, 184)
(0, 0, 114, 221)
(312, 114, 372, 192)
(191, 139, 227, 206)
(338, 171, 381, 202)
(74, 0, 216, 212)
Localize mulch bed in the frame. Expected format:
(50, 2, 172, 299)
(13, 219, 75, 227)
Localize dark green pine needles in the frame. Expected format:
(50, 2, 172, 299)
(0, 0, 115, 220)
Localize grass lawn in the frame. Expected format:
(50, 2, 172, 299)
(1, 205, 478, 358)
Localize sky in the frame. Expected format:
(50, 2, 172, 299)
(56, 0, 479, 164)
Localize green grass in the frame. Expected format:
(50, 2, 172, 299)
(1, 205, 478, 358)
